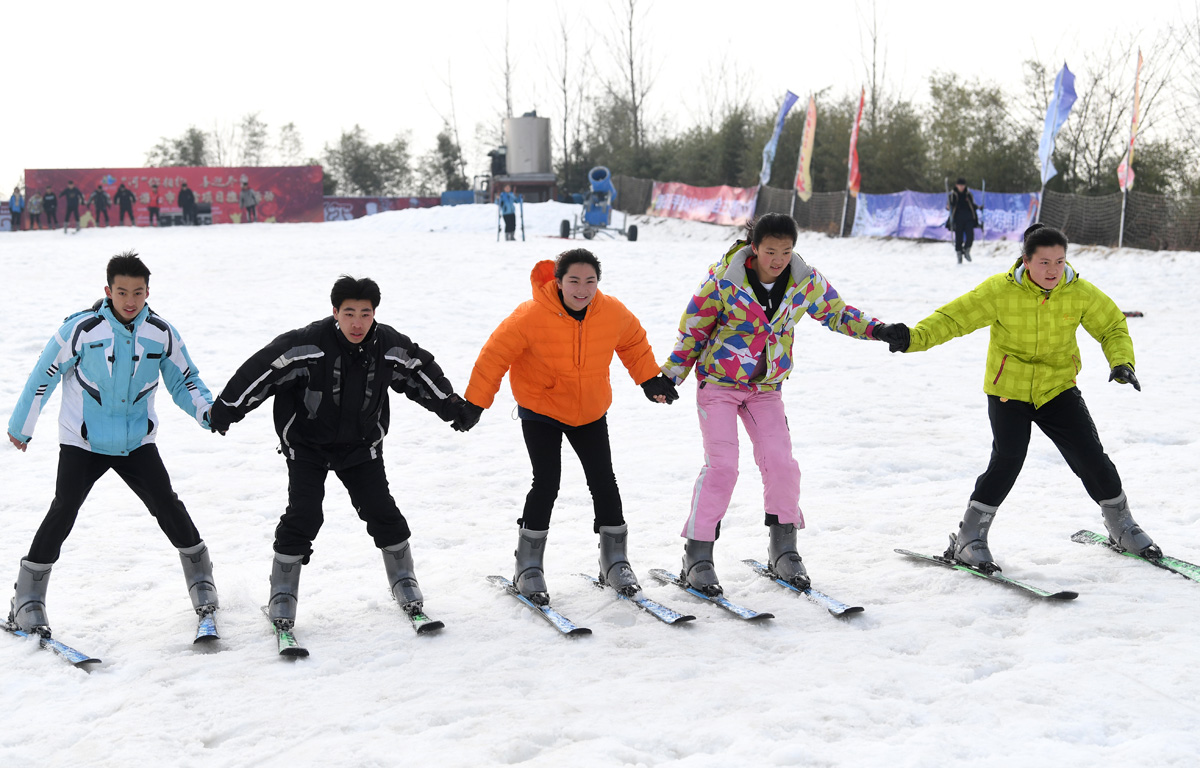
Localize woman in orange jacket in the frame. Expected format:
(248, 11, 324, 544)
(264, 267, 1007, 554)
(461, 249, 678, 604)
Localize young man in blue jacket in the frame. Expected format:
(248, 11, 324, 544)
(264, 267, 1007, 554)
(6, 252, 221, 638)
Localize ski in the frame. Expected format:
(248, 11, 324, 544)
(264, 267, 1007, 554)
(4, 622, 101, 669)
(741, 559, 864, 617)
(895, 549, 1078, 600)
(577, 573, 696, 625)
(400, 604, 445, 635)
(1071, 530, 1200, 583)
(647, 568, 774, 621)
(261, 606, 308, 658)
(487, 575, 591, 636)
(194, 607, 219, 644)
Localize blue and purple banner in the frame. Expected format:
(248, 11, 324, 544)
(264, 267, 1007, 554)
(759, 90, 799, 187)
(851, 189, 1041, 241)
(1039, 64, 1077, 186)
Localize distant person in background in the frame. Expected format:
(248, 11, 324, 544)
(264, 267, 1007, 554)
(114, 184, 136, 226)
(946, 177, 981, 264)
(27, 191, 43, 230)
(8, 187, 24, 231)
(497, 184, 517, 241)
(178, 182, 197, 225)
(43, 187, 58, 229)
(61, 180, 85, 232)
(239, 181, 258, 223)
(147, 183, 161, 227)
(89, 185, 110, 227)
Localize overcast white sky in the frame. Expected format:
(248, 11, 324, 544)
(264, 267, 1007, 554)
(1, 0, 1190, 192)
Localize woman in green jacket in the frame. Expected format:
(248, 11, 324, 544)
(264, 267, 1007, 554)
(874, 224, 1159, 572)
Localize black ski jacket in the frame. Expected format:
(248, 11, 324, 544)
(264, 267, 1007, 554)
(62, 186, 86, 209)
(114, 187, 136, 209)
(947, 188, 980, 230)
(209, 317, 462, 469)
(178, 188, 196, 209)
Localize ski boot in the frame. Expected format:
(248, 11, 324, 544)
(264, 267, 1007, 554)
(963, 247, 972, 262)
(598, 524, 642, 598)
(178, 541, 219, 618)
(8, 560, 52, 634)
(268, 553, 304, 630)
(946, 500, 1001, 573)
(767, 523, 810, 590)
(382, 540, 425, 613)
(1100, 492, 1162, 559)
(956, 249, 963, 265)
(681, 538, 722, 596)
(514, 528, 550, 605)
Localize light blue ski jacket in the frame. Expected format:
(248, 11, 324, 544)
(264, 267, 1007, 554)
(8, 301, 213, 456)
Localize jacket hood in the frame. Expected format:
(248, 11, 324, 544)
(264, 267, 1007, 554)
(719, 243, 810, 288)
(529, 259, 607, 313)
(1008, 257, 1078, 291)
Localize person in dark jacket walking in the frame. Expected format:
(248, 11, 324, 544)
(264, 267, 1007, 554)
(946, 177, 981, 264)
(61, 181, 85, 231)
(89, 185, 111, 227)
(114, 184, 136, 226)
(178, 182, 197, 225)
(43, 187, 59, 229)
(207, 275, 477, 635)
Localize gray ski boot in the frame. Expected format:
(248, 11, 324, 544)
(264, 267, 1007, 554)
(946, 500, 1000, 573)
(382, 540, 424, 612)
(963, 247, 972, 262)
(9, 560, 52, 634)
(682, 538, 722, 596)
(1100, 492, 1161, 558)
(514, 528, 550, 605)
(598, 524, 642, 597)
(178, 541, 219, 616)
(767, 523, 810, 589)
(268, 553, 304, 629)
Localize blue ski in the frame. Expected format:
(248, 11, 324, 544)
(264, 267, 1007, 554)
(487, 575, 591, 636)
(896, 549, 1078, 600)
(578, 573, 695, 625)
(742, 559, 864, 617)
(4, 622, 101, 669)
(647, 568, 774, 621)
(194, 608, 219, 644)
(1071, 529, 1200, 583)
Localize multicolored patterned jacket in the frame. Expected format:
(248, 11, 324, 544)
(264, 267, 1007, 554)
(662, 240, 881, 390)
(906, 258, 1135, 408)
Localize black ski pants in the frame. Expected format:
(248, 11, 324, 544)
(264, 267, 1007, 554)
(520, 414, 623, 532)
(972, 388, 1122, 508)
(276, 454, 410, 560)
(45, 208, 57, 226)
(148, 207, 159, 226)
(954, 225, 975, 254)
(64, 205, 80, 225)
(119, 205, 134, 225)
(27, 444, 202, 563)
(95, 207, 109, 225)
(503, 213, 516, 234)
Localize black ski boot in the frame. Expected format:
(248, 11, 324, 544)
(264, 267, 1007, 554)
(767, 523, 810, 589)
(682, 539, 722, 596)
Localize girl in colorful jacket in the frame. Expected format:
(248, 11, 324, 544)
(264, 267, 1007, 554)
(463, 249, 678, 604)
(663, 213, 891, 595)
(874, 223, 1158, 572)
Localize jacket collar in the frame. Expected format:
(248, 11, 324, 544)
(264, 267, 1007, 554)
(722, 244, 809, 289)
(100, 299, 148, 333)
(1010, 258, 1077, 292)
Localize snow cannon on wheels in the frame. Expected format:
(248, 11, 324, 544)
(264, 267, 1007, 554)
(560, 166, 638, 241)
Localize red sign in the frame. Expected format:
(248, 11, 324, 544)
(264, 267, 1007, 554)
(647, 181, 759, 226)
(23, 166, 324, 226)
(847, 87, 865, 198)
(323, 196, 441, 221)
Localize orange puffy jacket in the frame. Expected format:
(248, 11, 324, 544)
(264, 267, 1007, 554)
(465, 260, 660, 427)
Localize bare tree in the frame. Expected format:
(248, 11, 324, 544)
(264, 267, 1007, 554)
(1177, 2, 1200, 158)
(238, 112, 270, 166)
(544, 7, 597, 189)
(857, 0, 888, 133)
(207, 120, 240, 166)
(277, 122, 305, 166)
(604, 0, 657, 157)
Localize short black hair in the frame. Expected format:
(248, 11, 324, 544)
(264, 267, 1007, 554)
(1021, 223, 1069, 260)
(956, 177, 967, 185)
(107, 251, 151, 286)
(555, 249, 601, 280)
(331, 275, 381, 309)
(745, 213, 798, 248)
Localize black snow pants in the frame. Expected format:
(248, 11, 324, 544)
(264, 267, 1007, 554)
(519, 414, 624, 532)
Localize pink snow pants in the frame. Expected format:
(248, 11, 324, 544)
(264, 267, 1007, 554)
(681, 384, 803, 541)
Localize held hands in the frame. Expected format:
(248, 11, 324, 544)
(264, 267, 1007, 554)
(1109, 364, 1141, 391)
(873, 323, 911, 354)
(207, 402, 232, 435)
(452, 401, 485, 432)
(641, 374, 680, 404)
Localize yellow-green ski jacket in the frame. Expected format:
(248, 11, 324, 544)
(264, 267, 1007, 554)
(906, 259, 1135, 408)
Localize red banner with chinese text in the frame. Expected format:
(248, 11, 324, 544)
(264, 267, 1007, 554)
(323, 196, 441, 221)
(23, 166, 323, 226)
(647, 181, 759, 226)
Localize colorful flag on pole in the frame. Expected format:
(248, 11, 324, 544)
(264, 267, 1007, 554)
(1117, 49, 1143, 192)
(1038, 63, 1077, 186)
(847, 87, 865, 197)
(760, 90, 799, 187)
(793, 95, 817, 202)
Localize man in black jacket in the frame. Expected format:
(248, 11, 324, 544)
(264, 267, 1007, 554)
(61, 180, 86, 231)
(114, 184, 137, 226)
(178, 182, 197, 225)
(946, 177, 981, 264)
(89, 185, 111, 227)
(208, 275, 478, 635)
(42, 187, 58, 228)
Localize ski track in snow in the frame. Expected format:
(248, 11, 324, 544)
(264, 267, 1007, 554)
(2, 202, 1198, 767)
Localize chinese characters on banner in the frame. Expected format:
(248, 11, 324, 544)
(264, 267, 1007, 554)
(646, 181, 759, 226)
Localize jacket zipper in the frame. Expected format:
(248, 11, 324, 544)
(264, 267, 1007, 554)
(992, 354, 1009, 385)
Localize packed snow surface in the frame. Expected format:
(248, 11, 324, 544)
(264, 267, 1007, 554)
(1, 202, 1197, 767)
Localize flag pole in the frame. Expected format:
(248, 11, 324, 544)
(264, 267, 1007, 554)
(1118, 186, 1128, 248)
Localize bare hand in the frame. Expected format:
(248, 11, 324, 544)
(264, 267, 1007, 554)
(8, 432, 28, 452)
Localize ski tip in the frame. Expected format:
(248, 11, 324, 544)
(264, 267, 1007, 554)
(746, 612, 775, 621)
(280, 647, 310, 658)
(1048, 591, 1080, 601)
(193, 634, 220, 645)
(415, 620, 446, 635)
(831, 606, 866, 616)
(566, 627, 593, 636)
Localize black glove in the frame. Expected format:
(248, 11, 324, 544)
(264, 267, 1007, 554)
(452, 401, 484, 432)
(873, 323, 910, 353)
(207, 401, 232, 435)
(1108, 364, 1141, 392)
(640, 374, 679, 404)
